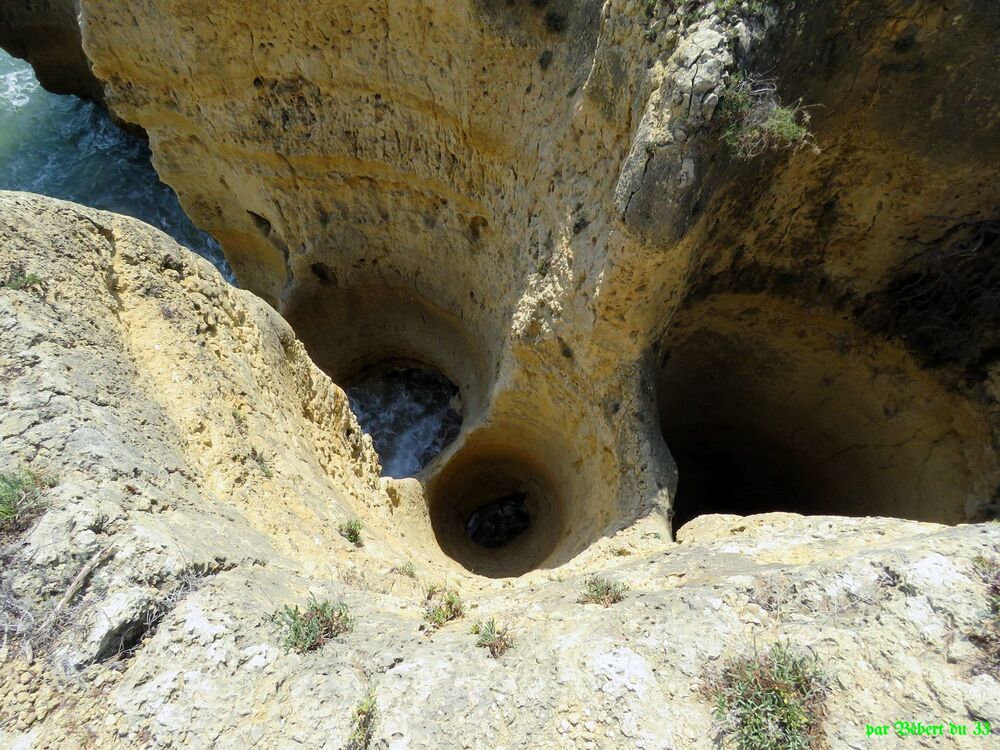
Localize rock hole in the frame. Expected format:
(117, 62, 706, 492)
(656, 297, 994, 535)
(310, 262, 337, 285)
(469, 215, 489, 241)
(428, 444, 565, 577)
(346, 364, 462, 478)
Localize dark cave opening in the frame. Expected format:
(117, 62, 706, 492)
(667, 426, 819, 531)
(656, 297, 987, 535)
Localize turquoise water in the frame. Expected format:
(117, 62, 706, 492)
(0, 51, 232, 280)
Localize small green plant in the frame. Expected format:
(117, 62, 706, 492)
(706, 643, 829, 750)
(974, 557, 1000, 613)
(424, 585, 464, 628)
(0, 470, 51, 539)
(579, 576, 628, 607)
(345, 688, 377, 750)
(249, 447, 273, 478)
(720, 74, 816, 160)
(339, 519, 364, 548)
(0, 264, 44, 292)
(275, 595, 353, 654)
(393, 561, 417, 578)
(471, 618, 514, 658)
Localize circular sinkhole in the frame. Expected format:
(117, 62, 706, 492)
(656, 296, 995, 535)
(345, 362, 463, 479)
(282, 280, 492, 479)
(427, 442, 566, 578)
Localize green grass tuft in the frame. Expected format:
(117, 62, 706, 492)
(424, 585, 464, 628)
(339, 519, 364, 548)
(0, 264, 44, 292)
(720, 74, 816, 160)
(970, 556, 1000, 678)
(0, 470, 51, 540)
(471, 617, 514, 658)
(393, 561, 417, 578)
(275, 595, 353, 653)
(345, 688, 377, 750)
(578, 576, 629, 607)
(706, 643, 829, 750)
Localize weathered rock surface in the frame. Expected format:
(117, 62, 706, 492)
(1, 2, 997, 573)
(0, 0, 999, 745)
(1, 191, 999, 749)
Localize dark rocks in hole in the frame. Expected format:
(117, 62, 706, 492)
(466, 491, 530, 548)
(310, 262, 337, 285)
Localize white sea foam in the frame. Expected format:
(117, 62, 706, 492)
(0, 67, 38, 110)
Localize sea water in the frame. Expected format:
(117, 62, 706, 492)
(0, 51, 232, 280)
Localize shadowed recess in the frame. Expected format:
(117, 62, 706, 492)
(656, 296, 997, 534)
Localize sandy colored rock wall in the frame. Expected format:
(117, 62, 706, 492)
(2, 192, 999, 748)
(45, 0, 994, 573)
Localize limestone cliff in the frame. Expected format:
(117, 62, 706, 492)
(1, 191, 999, 749)
(63, 0, 999, 568)
(0, 0, 999, 745)
(1, 4, 997, 568)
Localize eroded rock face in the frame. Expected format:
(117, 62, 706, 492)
(2, 192, 1000, 747)
(1, 1, 997, 567)
(57, 0, 999, 560)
